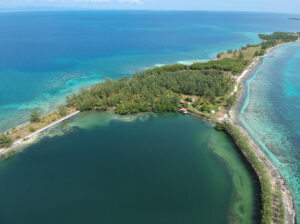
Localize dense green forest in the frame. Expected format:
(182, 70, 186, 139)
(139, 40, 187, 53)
(190, 58, 248, 74)
(258, 32, 298, 42)
(66, 58, 243, 114)
(259, 32, 299, 49)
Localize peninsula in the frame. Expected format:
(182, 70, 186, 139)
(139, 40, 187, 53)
(0, 32, 299, 224)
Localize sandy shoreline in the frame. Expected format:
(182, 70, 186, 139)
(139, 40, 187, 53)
(0, 110, 80, 156)
(229, 41, 298, 224)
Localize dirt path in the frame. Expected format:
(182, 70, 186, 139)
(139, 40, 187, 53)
(0, 111, 80, 155)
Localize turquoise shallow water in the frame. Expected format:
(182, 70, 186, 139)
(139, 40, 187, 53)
(1, 11, 300, 132)
(0, 112, 259, 224)
(238, 42, 300, 221)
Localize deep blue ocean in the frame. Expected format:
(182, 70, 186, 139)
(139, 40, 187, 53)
(1, 10, 300, 132)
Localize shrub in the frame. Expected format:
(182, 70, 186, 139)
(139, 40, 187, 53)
(30, 110, 41, 122)
(239, 51, 244, 59)
(200, 104, 211, 112)
(215, 122, 224, 131)
(29, 127, 36, 132)
(0, 134, 13, 148)
(185, 97, 193, 102)
(58, 105, 67, 117)
(183, 102, 189, 108)
(226, 94, 237, 109)
(217, 52, 223, 58)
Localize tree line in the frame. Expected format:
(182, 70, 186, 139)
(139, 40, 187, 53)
(259, 32, 299, 50)
(66, 59, 241, 114)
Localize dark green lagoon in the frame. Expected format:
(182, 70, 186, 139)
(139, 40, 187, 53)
(0, 112, 259, 224)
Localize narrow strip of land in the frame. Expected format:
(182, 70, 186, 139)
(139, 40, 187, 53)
(226, 40, 298, 224)
(0, 110, 80, 155)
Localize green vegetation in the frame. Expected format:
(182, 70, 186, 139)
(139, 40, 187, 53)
(223, 122, 274, 224)
(215, 122, 224, 131)
(0, 134, 13, 148)
(185, 97, 193, 102)
(226, 93, 237, 109)
(190, 58, 248, 74)
(217, 52, 223, 58)
(29, 127, 36, 132)
(30, 110, 41, 122)
(259, 32, 298, 42)
(254, 50, 266, 56)
(259, 32, 299, 50)
(67, 61, 239, 114)
(188, 107, 211, 120)
(238, 51, 244, 59)
(274, 187, 285, 224)
(58, 105, 67, 117)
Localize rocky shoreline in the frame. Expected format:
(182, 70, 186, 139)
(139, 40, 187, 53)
(229, 41, 297, 224)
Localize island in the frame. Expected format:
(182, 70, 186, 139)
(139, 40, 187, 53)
(288, 18, 300, 20)
(0, 32, 299, 224)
